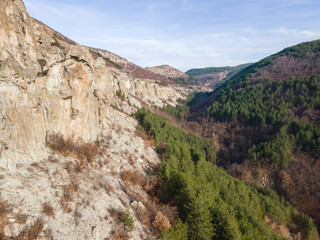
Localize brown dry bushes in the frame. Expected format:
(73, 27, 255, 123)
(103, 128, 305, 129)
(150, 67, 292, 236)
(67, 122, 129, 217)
(46, 134, 99, 163)
(121, 170, 144, 186)
(43, 202, 54, 218)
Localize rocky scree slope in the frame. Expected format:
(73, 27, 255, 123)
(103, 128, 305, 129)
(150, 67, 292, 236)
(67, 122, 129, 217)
(0, 0, 184, 239)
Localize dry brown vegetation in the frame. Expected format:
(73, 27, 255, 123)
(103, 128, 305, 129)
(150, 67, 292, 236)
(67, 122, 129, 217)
(152, 211, 171, 231)
(0, 200, 45, 240)
(112, 231, 128, 240)
(107, 209, 132, 240)
(52, 32, 77, 46)
(46, 134, 99, 163)
(121, 169, 177, 233)
(43, 202, 54, 218)
(89, 50, 99, 60)
(0, 200, 9, 237)
(11, 219, 44, 240)
(60, 184, 76, 213)
(121, 170, 144, 186)
(134, 130, 149, 141)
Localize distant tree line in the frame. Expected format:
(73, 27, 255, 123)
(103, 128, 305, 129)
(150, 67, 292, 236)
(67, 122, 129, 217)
(186, 63, 252, 77)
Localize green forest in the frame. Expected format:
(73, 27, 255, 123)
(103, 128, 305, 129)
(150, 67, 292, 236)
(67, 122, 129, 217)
(205, 40, 320, 166)
(135, 108, 318, 240)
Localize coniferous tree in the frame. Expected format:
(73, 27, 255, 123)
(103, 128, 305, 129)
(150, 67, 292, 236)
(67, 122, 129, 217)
(187, 192, 215, 240)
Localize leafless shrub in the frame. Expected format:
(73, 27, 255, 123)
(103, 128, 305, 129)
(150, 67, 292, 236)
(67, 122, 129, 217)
(60, 185, 74, 213)
(121, 170, 145, 186)
(107, 183, 114, 192)
(43, 202, 54, 218)
(128, 155, 135, 165)
(0, 218, 44, 240)
(152, 211, 171, 231)
(134, 130, 149, 141)
(74, 208, 82, 226)
(46, 134, 99, 163)
(47, 155, 59, 164)
(15, 213, 28, 224)
(112, 231, 127, 240)
(77, 142, 99, 163)
(109, 208, 120, 221)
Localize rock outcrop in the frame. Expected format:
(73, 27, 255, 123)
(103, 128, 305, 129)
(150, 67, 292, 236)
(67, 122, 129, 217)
(0, 1, 183, 238)
(0, 0, 183, 170)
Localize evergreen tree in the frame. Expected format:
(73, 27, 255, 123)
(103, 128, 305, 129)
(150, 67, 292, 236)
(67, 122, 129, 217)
(187, 192, 215, 240)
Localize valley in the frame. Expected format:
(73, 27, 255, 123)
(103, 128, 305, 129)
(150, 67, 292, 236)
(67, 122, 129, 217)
(0, 0, 319, 239)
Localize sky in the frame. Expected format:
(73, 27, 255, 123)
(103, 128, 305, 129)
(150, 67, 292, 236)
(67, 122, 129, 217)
(24, 0, 320, 72)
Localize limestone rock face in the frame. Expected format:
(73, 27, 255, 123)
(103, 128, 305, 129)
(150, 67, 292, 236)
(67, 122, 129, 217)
(0, 0, 183, 169)
(0, 0, 39, 81)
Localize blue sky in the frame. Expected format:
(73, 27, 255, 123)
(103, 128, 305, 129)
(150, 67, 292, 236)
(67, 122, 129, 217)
(24, 0, 320, 71)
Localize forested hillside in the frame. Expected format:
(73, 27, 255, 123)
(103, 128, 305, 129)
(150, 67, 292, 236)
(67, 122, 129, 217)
(206, 40, 320, 164)
(186, 40, 320, 230)
(135, 108, 318, 240)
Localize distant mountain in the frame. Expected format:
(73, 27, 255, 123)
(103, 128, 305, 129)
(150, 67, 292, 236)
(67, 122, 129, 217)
(147, 64, 188, 80)
(185, 63, 252, 89)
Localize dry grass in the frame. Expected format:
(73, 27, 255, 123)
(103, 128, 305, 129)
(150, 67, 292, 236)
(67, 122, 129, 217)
(0, 200, 44, 239)
(77, 143, 99, 163)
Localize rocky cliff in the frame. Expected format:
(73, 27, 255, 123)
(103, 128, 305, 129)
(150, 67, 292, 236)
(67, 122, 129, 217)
(0, 0, 183, 239)
(0, 0, 183, 170)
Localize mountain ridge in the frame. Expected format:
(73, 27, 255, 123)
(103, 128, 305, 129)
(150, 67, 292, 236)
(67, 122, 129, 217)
(186, 39, 320, 230)
(147, 65, 189, 80)
(185, 63, 252, 89)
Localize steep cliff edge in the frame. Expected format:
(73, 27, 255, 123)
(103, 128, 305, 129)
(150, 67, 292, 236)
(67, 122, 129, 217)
(0, 1, 184, 239)
(0, 0, 183, 170)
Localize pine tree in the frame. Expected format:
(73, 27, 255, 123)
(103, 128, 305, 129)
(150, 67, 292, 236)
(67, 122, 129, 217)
(187, 192, 214, 240)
